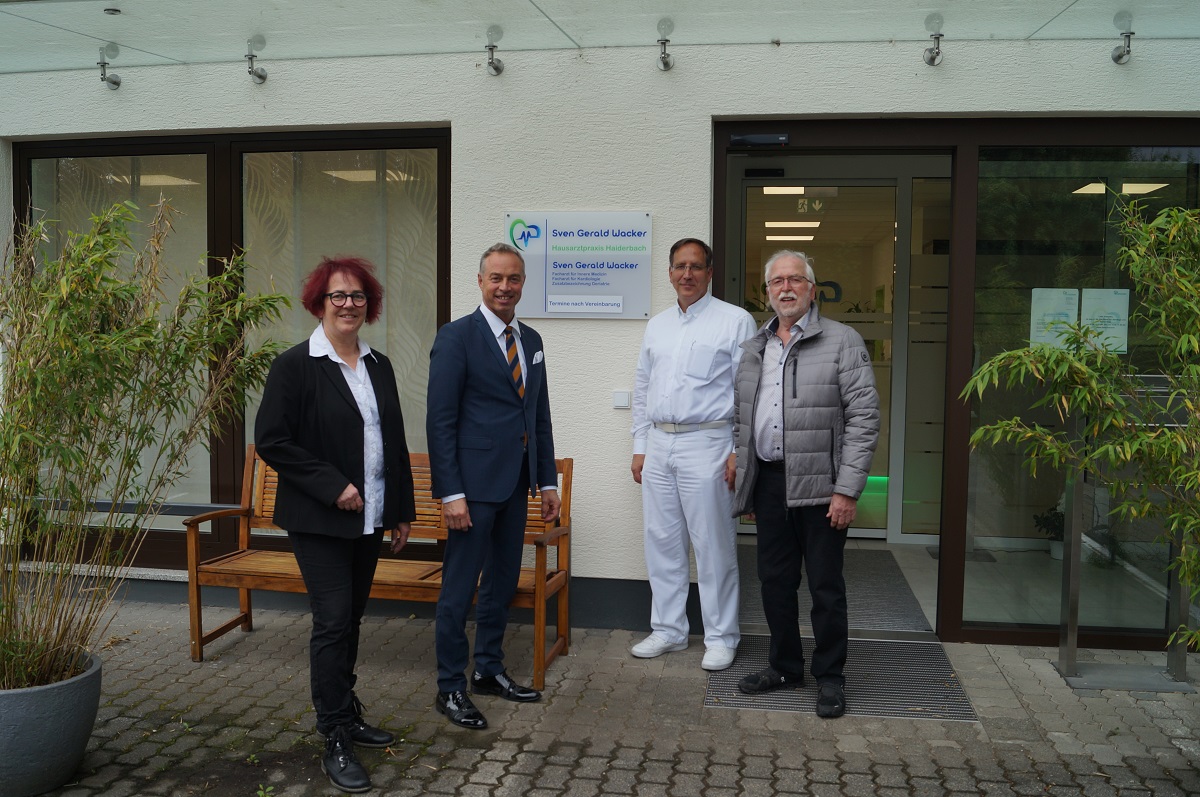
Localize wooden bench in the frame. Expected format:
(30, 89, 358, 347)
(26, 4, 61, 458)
(185, 445, 571, 689)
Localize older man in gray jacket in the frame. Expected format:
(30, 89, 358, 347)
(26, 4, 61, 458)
(732, 250, 879, 718)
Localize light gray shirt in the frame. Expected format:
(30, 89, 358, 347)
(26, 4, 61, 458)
(753, 307, 814, 462)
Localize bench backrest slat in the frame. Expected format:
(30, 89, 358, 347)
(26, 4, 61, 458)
(241, 445, 572, 547)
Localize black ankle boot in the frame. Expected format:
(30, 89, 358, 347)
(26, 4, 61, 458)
(322, 725, 371, 793)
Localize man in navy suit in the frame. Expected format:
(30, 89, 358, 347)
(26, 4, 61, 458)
(427, 242, 560, 729)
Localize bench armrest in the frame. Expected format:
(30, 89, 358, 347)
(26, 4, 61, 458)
(184, 506, 252, 529)
(530, 522, 570, 545)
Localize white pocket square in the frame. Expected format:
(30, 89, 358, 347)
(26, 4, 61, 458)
(532, 351, 544, 364)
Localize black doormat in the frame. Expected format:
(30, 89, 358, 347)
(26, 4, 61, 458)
(705, 635, 977, 721)
(738, 546, 932, 632)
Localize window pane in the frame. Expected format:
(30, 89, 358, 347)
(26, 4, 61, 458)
(29, 154, 210, 530)
(242, 148, 439, 473)
(965, 146, 1198, 630)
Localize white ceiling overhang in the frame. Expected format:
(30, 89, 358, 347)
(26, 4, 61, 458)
(0, 0, 1195, 74)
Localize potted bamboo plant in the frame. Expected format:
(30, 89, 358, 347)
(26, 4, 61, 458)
(0, 201, 286, 796)
(1033, 505, 1066, 560)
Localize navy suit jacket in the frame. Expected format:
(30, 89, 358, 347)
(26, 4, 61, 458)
(426, 309, 556, 503)
(255, 340, 417, 538)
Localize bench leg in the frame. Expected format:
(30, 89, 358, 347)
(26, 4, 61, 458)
(188, 580, 205, 663)
(239, 587, 254, 632)
(558, 581, 570, 656)
(533, 587, 547, 691)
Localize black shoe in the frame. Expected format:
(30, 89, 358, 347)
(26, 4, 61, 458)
(737, 667, 803, 695)
(816, 682, 847, 718)
(321, 726, 372, 794)
(347, 696, 395, 748)
(471, 670, 542, 703)
(436, 690, 488, 729)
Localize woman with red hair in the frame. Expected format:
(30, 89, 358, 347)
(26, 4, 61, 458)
(255, 255, 415, 794)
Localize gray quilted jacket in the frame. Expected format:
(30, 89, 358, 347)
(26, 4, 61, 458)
(732, 309, 880, 514)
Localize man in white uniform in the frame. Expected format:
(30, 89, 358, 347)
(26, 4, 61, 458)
(630, 237, 758, 671)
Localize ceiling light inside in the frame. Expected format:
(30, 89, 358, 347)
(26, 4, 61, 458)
(764, 221, 820, 228)
(322, 169, 415, 182)
(1122, 182, 1168, 195)
(105, 174, 199, 186)
(140, 174, 200, 187)
(763, 187, 805, 195)
(765, 235, 815, 241)
(1072, 182, 1106, 194)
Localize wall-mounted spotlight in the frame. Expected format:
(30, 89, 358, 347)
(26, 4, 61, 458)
(1112, 11, 1133, 64)
(1112, 31, 1134, 64)
(485, 25, 504, 75)
(245, 35, 268, 83)
(657, 17, 674, 71)
(97, 44, 120, 89)
(922, 12, 943, 66)
(923, 33, 943, 66)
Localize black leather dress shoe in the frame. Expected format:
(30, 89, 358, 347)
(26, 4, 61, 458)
(347, 696, 395, 748)
(345, 718, 394, 748)
(322, 726, 372, 794)
(471, 670, 542, 703)
(436, 690, 488, 729)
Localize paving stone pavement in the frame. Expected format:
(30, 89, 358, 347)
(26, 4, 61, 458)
(45, 599, 1200, 797)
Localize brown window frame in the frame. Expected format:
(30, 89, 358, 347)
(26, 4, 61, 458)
(12, 128, 451, 568)
(714, 117, 1200, 650)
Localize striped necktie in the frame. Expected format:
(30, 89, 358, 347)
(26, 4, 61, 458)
(504, 325, 524, 399)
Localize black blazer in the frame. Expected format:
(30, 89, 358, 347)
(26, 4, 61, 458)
(254, 339, 417, 538)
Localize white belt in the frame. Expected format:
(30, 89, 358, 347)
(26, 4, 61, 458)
(653, 420, 731, 434)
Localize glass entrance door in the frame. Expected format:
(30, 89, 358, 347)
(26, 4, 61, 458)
(725, 154, 951, 544)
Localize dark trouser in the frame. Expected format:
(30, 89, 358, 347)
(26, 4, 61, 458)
(752, 462, 848, 686)
(435, 463, 530, 693)
(289, 529, 382, 733)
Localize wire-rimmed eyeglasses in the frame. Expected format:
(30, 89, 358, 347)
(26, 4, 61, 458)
(324, 291, 368, 307)
(766, 275, 811, 290)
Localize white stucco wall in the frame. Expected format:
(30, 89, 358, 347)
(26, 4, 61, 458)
(1, 39, 1197, 581)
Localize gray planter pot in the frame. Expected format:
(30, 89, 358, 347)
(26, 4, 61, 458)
(0, 651, 102, 797)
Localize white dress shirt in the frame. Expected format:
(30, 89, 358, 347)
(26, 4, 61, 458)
(478, 303, 527, 390)
(308, 323, 384, 535)
(631, 293, 758, 455)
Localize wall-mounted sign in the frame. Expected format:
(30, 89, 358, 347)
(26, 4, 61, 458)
(1081, 288, 1130, 353)
(1030, 288, 1079, 347)
(505, 211, 652, 319)
(1029, 287, 1130, 352)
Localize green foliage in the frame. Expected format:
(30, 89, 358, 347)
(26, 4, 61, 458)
(0, 201, 288, 689)
(1032, 507, 1065, 542)
(962, 201, 1200, 650)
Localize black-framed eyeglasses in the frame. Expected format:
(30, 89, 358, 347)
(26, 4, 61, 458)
(324, 291, 368, 307)
(766, 275, 811, 290)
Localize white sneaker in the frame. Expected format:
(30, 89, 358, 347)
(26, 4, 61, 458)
(630, 633, 688, 658)
(701, 645, 737, 671)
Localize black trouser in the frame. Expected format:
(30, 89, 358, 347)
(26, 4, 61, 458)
(752, 462, 848, 686)
(289, 529, 382, 733)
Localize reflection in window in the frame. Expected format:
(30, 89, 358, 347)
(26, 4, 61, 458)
(30, 154, 210, 528)
(242, 149, 439, 456)
(964, 147, 1198, 630)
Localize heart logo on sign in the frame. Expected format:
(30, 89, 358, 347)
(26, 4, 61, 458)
(508, 219, 542, 251)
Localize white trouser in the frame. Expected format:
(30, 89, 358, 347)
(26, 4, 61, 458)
(641, 425, 740, 649)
